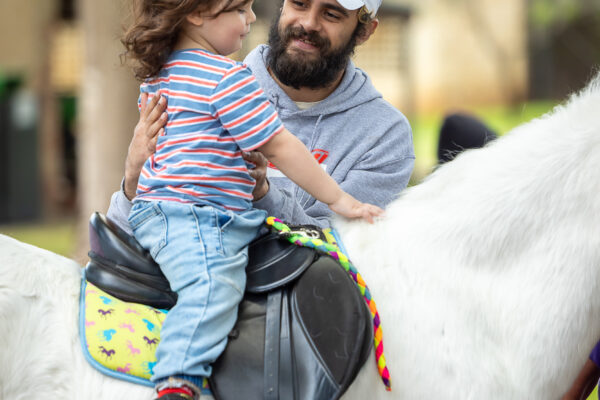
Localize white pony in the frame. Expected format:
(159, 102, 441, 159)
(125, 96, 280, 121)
(1, 71, 600, 400)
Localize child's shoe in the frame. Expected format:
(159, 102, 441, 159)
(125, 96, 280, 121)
(154, 392, 195, 400)
(154, 379, 199, 400)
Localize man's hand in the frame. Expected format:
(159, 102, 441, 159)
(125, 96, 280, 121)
(124, 92, 167, 200)
(243, 151, 270, 201)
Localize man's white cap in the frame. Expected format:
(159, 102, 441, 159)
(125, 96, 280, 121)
(337, 0, 382, 16)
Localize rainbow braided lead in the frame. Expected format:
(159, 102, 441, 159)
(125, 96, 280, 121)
(265, 217, 392, 391)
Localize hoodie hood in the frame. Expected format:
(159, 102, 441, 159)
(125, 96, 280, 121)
(244, 44, 383, 118)
(242, 44, 414, 229)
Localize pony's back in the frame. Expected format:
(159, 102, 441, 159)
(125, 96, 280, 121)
(339, 71, 600, 398)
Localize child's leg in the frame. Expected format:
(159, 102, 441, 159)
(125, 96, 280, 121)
(128, 201, 265, 395)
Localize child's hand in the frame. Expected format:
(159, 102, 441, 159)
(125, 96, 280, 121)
(328, 193, 384, 223)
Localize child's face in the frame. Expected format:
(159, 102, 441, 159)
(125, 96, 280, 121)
(197, 0, 256, 56)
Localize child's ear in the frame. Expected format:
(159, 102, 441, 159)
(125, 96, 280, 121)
(186, 9, 204, 26)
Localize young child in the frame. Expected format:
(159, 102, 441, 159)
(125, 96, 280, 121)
(122, 0, 383, 399)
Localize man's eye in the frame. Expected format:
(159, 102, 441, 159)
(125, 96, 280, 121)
(325, 11, 341, 20)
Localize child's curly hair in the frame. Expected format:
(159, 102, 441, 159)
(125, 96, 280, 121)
(121, 0, 240, 80)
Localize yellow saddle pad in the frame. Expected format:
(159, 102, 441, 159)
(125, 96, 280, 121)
(79, 279, 210, 393)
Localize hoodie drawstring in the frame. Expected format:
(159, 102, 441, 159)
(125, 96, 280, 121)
(308, 114, 324, 151)
(298, 114, 325, 209)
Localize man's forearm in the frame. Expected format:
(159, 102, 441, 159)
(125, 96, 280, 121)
(123, 169, 138, 201)
(253, 184, 332, 228)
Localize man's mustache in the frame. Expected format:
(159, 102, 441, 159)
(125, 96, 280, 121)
(282, 26, 330, 52)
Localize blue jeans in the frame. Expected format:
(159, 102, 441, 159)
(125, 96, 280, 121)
(128, 201, 266, 389)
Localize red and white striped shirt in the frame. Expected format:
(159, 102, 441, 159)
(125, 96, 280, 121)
(134, 49, 284, 211)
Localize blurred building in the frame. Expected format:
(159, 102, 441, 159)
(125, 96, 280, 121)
(394, 0, 529, 112)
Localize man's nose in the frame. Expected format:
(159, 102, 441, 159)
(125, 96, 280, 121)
(298, 10, 320, 32)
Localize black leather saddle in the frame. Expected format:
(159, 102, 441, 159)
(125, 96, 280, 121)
(85, 212, 373, 400)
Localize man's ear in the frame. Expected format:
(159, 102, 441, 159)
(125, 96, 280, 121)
(356, 18, 379, 46)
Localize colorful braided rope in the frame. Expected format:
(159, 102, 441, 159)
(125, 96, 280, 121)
(265, 216, 392, 391)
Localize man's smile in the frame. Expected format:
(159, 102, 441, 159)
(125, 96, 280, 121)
(289, 38, 319, 52)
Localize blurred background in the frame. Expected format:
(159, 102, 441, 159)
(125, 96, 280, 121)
(1, 0, 599, 261)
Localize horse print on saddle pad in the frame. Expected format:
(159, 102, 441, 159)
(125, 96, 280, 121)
(79, 279, 211, 394)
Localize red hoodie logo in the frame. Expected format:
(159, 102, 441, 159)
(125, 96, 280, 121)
(312, 149, 329, 163)
(268, 149, 329, 170)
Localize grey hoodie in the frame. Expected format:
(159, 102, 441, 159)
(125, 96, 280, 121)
(247, 45, 414, 227)
(107, 44, 414, 232)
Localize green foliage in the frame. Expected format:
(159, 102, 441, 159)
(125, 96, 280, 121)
(0, 219, 76, 257)
(530, 0, 582, 30)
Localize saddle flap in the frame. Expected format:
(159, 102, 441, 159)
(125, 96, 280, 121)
(292, 256, 373, 391)
(209, 294, 267, 400)
(210, 255, 373, 400)
(246, 232, 316, 294)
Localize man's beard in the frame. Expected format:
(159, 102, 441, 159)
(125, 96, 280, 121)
(267, 15, 360, 90)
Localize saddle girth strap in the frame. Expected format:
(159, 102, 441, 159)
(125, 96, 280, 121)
(264, 290, 282, 400)
(263, 289, 296, 400)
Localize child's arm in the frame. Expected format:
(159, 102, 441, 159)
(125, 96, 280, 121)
(257, 129, 383, 222)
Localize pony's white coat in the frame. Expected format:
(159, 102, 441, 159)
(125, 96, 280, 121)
(1, 72, 600, 399)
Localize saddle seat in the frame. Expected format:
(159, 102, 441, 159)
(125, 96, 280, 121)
(85, 212, 373, 400)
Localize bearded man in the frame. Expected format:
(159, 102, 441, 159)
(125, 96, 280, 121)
(108, 0, 415, 231)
